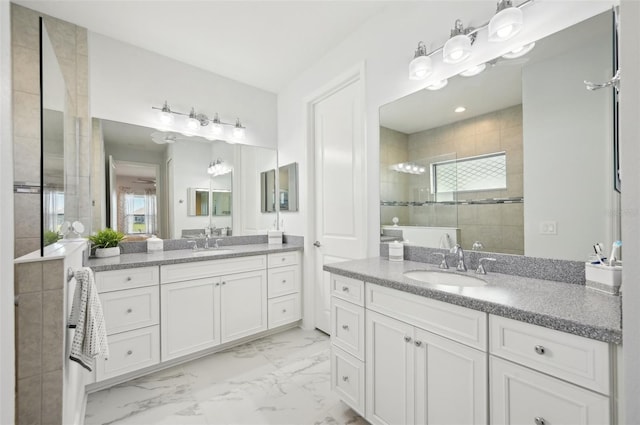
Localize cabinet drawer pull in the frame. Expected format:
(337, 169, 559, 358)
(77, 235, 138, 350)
(127, 350, 133, 355)
(534, 345, 546, 355)
(404, 336, 412, 343)
(342, 375, 349, 382)
(414, 340, 422, 347)
(534, 417, 546, 425)
(342, 324, 349, 331)
(342, 286, 349, 292)
(126, 308, 133, 314)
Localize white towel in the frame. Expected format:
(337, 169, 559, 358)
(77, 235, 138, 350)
(439, 233, 452, 250)
(68, 267, 109, 371)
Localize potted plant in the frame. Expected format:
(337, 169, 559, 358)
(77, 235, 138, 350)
(89, 228, 125, 258)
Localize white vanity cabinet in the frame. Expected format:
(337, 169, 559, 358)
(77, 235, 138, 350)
(365, 286, 487, 425)
(94, 267, 161, 381)
(267, 251, 301, 328)
(160, 255, 267, 361)
(489, 315, 613, 425)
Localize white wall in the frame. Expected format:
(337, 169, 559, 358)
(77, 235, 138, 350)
(620, 0, 640, 421)
(0, 2, 15, 423)
(522, 24, 613, 261)
(88, 32, 278, 150)
(276, 1, 613, 327)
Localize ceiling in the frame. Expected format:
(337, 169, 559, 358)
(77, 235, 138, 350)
(15, 0, 392, 93)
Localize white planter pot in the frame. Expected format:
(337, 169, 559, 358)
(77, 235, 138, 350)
(95, 247, 120, 258)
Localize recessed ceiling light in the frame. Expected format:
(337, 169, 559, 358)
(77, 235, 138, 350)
(455, 106, 466, 113)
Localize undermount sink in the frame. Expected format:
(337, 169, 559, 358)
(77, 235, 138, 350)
(403, 270, 487, 287)
(191, 249, 235, 257)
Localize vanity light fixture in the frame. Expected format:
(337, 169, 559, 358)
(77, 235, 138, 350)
(502, 41, 535, 58)
(409, 42, 433, 80)
(426, 79, 448, 91)
(152, 101, 246, 141)
(460, 63, 487, 77)
(488, 0, 523, 42)
(391, 162, 427, 175)
(207, 158, 232, 176)
(443, 19, 476, 64)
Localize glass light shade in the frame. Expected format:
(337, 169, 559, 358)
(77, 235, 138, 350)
(409, 55, 432, 80)
(211, 122, 224, 137)
(426, 79, 448, 91)
(460, 63, 486, 77)
(502, 42, 535, 59)
(159, 111, 174, 126)
(488, 7, 523, 42)
(443, 34, 472, 64)
(186, 117, 200, 131)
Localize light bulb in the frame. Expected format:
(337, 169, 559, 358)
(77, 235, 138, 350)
(419, 167, 426, 173)
(443, 34, 472, 64)
(455, 106, 466, 113)
(502, 42, 535, 59)
(233, 118, 245, 140)
(185, 107, 200, 133)
(158, 101, 174, 127)
(409, 42, 432, 81)
(413, 166, 419, 172)
(488, 2, 523, 42)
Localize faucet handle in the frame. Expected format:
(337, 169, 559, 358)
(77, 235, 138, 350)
(476, 257, 496, 275)
(432, 252, 449, 269)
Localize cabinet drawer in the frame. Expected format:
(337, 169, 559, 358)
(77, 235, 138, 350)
(331, 275, 365, 306)
(95, 267, 159, 293)
(490, 357, 610, 425)
(331, 297, 365, 360)
(96, 326, 160, 381)
(161, 255, 266, 283)
(331, 345, 365, 416)
(268, 265, 300, 298)
(267, 251, 300, 268)
(268, 293, 301, 328)
(490, 315, 610, 394)
(101, 286, 159, 335)
(366, 283, 487, 350)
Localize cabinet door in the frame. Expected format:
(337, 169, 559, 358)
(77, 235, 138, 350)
(161, 277, 220, 361)
(491, 357, 610, 425)
(414, 328, 487, 425)
(366, 310, 414, 425)
(220, 270, 268, 344)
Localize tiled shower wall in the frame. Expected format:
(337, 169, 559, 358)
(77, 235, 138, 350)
(12, 4, 90, 258)
(379, 105, 524, 254)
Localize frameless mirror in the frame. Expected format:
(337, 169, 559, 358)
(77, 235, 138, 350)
(187, 188, 209, 216)
(380, 10, 619, 261)
(41, 19, 66, 251)
(278, 162, 299, 212)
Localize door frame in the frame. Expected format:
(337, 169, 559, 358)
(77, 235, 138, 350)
(303, 62, 367, 330)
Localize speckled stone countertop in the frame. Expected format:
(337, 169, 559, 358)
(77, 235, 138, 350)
(324, 258, 622, 344)
(88, 243, 302, 272)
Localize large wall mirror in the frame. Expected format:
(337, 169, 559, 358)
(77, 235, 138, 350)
(380, 10, 620, 262)
(97, 119, 277, 240)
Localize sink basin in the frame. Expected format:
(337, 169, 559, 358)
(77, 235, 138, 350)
(191, 249, 235, 257)
(403, 270, 487, 287)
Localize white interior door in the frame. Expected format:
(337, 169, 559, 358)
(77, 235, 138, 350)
(313, 72, 366, 333)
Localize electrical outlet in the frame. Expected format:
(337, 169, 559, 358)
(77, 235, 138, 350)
(539, 221, 557, 235)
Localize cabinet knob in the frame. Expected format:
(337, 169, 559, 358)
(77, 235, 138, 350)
(126, 308, 133, 314)
(215, 282, 220, 286)
(414, 340, 422, 347)
(534, 345, 546, 355)
(342, 376, 349, 382)
(282, 309, 287, 313)
(404, 336, 412, 343)
(342, 286, 349, 292)
(127, 350, 133, 355)
(126, 277, 132, 281)
(534, 417, 546, 425)
(281, 258, 286, 262)
(222, 281, 227, 285)
(342, 324, 349, 331)
(282, 279, 287, 284)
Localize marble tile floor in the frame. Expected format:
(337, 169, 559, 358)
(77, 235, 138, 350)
(85, 328, 368, 425)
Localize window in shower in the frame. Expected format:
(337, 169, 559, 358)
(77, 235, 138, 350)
(431, 152, 507, 194)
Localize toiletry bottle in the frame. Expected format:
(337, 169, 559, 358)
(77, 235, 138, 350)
(389, 241, 404, 262)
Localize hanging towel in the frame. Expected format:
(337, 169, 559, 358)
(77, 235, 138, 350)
(68, 267, 109, 371)
(439, 233, 452, 250)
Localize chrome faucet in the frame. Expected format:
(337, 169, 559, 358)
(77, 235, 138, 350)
(450, 244, 467, 272)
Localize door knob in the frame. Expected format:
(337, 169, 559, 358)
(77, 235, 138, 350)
(313, 241, 321, 247)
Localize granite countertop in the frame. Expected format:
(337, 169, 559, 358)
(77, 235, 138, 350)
(324, 257, 622, 344)
(88, 243, 302, 272)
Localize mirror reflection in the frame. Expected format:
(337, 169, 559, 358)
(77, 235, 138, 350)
(260, 169, 276, 213)
(187, 188, 209, 216)
(279, 162, 299, 212)
(380, 11, 619, 261)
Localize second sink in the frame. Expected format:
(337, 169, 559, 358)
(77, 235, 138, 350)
(403, 270, 487, 287)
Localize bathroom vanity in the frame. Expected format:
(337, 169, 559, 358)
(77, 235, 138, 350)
(87, 242, 302, 388)
(325, 257, 621, 425)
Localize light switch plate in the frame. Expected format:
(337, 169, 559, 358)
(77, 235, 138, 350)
(539, 221, 557, 235)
